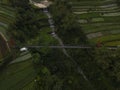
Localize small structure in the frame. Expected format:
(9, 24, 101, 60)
(0, 33, 10, 59)
(30, 0, 52, 8)
(20, 47, 28, 52)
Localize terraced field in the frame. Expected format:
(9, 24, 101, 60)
(0, 3, 15, 59)
(0, 58, 36, 90)
(0, 2, 37, 89)
(0, 4, 15, 38)
(71, 0, 120, 46)
(0, 0, 10, 4)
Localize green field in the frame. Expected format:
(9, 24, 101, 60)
(71, 0, 120, 46)
(0, 4, 15, 38)
(0, 3, 15, 59)
(0, 58, 36, 90)
(0, 2, 37, 89)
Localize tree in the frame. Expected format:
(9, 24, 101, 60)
(95, 47, 120, 88)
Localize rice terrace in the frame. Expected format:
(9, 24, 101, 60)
(71, 0, 120, 46)
(0, 0, 120, 90)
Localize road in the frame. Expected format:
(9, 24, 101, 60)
(43, 8, 90, 82)
(43, 8, 70, 57)
(22, 46, 92, 49)
(14, 45, 119, 50)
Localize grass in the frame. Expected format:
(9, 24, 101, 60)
(90, 34, 120, 43)
(77, 12, 101, 19)
(0, 59, 36, 90)
(83, 24, 120, 34)
(0, 0, 10, 4)
(22, 81, 36, 90)
(10, 53, 32, 64)
(71, 0, 116, 6)
(39, 27, 57, 45)
(0, 5, 15, 15)
(104, 40, 120, 46)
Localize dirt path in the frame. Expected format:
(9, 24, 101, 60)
(43, 8, 90, 83)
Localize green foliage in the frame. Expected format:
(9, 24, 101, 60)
(50, 0, 87, 45)
(9, 0, 29, 7)
(9, 0, 48, 44)
(95, 48, 120, 87)
(49, 0, 115, 90)
(2, 0, 120, 90)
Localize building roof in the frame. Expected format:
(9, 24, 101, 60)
(30, 0, 52, 8)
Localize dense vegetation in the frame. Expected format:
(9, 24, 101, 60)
(0, 0, 120, 90)
(8, 0, 49, 44)
(50, 1, 120, 90)
(49, 0, 114, 90)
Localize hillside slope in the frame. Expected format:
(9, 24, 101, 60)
(71, 0, 120, 46)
